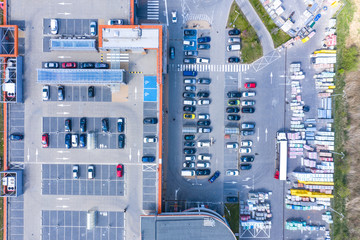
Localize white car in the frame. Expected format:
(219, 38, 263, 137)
(240, 147, 252, 154)
(183, 40, 195, 46)
(198, 154, 211, 160)
(241, 140, 253, 147)
(226, 169, 239, 176)
(42, 85, 50, 101)
(171, 11, 177, 23)
(72, 165, 79, 179)
(144, 136, 158, 143)
(71, 134, 78, 148)
(196, 57, 210, 64)
(242, 91, 256, 97)
(50, 19, 58, 35)
(198, 99, 211, 105)
(228, 37, 241, 43)
(198, 114, 210, 120)
(241, 100, 255, 106)
(197, 141, 211, 147)
(226, 142, 238, 149)
(87, 165, 95, 179)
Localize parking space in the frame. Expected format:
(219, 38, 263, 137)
(41, 210, 124, 240)
(144, 76, 157, 102)
(143, 100, 158, 156)
(42, 164, 124, 196)
(42, 117, 123, 149)
(8, 103, 25, 162)
(142, 164, 157, 210)
(43, 19, 97, 36)
(7, 195, 24, 240)
(45, 85, 112, 102)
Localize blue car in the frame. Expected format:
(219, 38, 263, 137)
(197, 36, 211, 43)
(183, 71, 197, 76)
(65, 134, 71, 149)
(198, 44, 210, 50)
(170, 47, 175, 59)
(208, 170, 220, 183)
(142, 156, 155, 162)
(79, 134, 87, 148)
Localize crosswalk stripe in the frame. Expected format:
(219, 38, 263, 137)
(169, 64, 251, 73)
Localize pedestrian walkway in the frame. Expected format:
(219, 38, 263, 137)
(169, 63, 251, 72)
(106, 53, 129, 63)
(147, 0, 160, 20)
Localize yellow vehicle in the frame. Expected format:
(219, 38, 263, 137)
(183, 113, 195, 119)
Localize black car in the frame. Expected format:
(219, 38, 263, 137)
(228, 57, 240, 63)
(80, 62, 95, 69)
(183, 58, 196, 64)
(183, 92, 195, 98)
(241, 130, 255, 136)
(65, 133, 71, 149)
(208, 170, 220, 183)
(227, 197, 239, 202)
(197, 92, 210, 98)
(240, 164, 252, 170)
(184, 141, 195, 147)
(9, 134, 23, 141)
(228, 29, 240, 35)
(79, 134, 87, 148)
(118, 134, 125, 149)
(102, 118, 109, 132)
(227, 114, 240, 121)
(184, 135, 195, 140)
(197, 78, 211, 84)
(197, 120, 211, 126)
(88, 86, 95, 98)
(94, 62, 109, 69)
(183, 161, 195, 168)
(197, 36, 211, 43)
(184, 29, 196, 36)
(198, 44, 210, 50)
(226, 107, 240, 113)
(65, 119, 72, 132)
(227, 91, 241, 98)
(196, 169, 211, 176)
(117, 118, 125, 132)
(58, 86, 65, 101)
(80, 117, 87, 132)
(241, 156, 254, 162)
(143, 117, 158, 124)
(170, 47, 175, 59)
(183, 106, 196, 112)
(184, 148, 196, 154)
(242, 107, 255, 113)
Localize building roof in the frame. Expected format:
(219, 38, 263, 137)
(50, 39, 97, 51)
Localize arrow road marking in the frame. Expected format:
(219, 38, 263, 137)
(58, 2, 72, 5)
(137, 150, 140, 162)
(57, 104, 70, 107)
(243, 185, 251, 189)
(58, 12, 71, 15)
(242, 177, 251, 182)
(265, 128, 268, 142)
(58, 56, 71, 59)
(27, 148, 30, 161)
(270, 72, 273, 84)
(257, 128, 260, 142)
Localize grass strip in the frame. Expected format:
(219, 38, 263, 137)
(224, 203, 239, 238)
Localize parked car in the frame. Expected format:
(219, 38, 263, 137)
(196, 169, 211, 176)
(227, 196, 239, 202)
(183, 105, 196, 112)
(244, 82, 256, 88)
(196, 57, 210, 63)
(228, 37, 241, 43)
(42, 85, 50, 101)
(198, 154, 211, 160)
(241, 100, 255, 106)
(198, 36, 211, 43)
(80, 117, 87, 132)
(241, 122, 255, 129)
(71, 134, 78, 148)
(65, 133, 71, 149)
(198, 114, 210, 119)
(184, 135, 195, 140)
(144, 136, 158, 143)
(241, 156, 254, 162)
(183, 92, 195, 98)
(226, 169, 239, 176)
(226, 142, 238, 149)
(183, 40, 195, 46)
(108, 19, 124, 25)
(185, 155, 196, 161)
(183, 58, 196, 64)
(226, 107, 240, 113)
(240, 147, 251, 154)
(10, 134, 23, 141)
(242, 107, 255, 113)
(197, 92, 209, 98)
(197, 120, 211, 126)
(198, 99, 211, 105)
(228, 99, 240, 106)
(143, 117, 158, 124)
(242, 91, 256, 97)
(184, 78, 196, 84)
(44, 62, 59, 68)
(102, 118, 109, 132)
(228, 57, 240, 63)
(197, 78, 211, 84)
(183, 71, 197, 77)
(198, 127, 211, 133)
(116, 118, 125, 132)
(228, 29, 240, 35)
(88, 86, 95, 97)
(118, 134, 125, 149)
(65, 119, 72, 132)
(183, 161, 195, 168)
(208, 171, 220, 183)
(62, 62, 77, 68)
(80, 62, 95, 69)
(95, 62, 109, 69)
(116, 164, 123, 177)
(184, 99, 196, 105)
(79, 134, 86, 148)
(240, 164, 252, 170)
(50, 19, 58, 34)
(171, 11, 177, 23)
(170, 47, 175, 59)
(241, 130, 255, 136)
(87, 165, 95, 179)
(184, 148, 196, 154)
(184, 141, 195, 147)
(58, 86, 65, 101)
(90, 21, 97, 36)
(185, 85, 196, 91)
(73, 165, 79, 179)
(184, 29, 196, 36)
(184, 51, 198, 56)
(184, 113, 195, 119)
(227, 114, 240, 121)
(42, 133, 49, 148)
(227, 91, 241, 98)
(198, 44, 210, 49)
(142, 156, 155, 162)
(241, 140, 253, 147)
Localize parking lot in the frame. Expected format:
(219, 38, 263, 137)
(42, 210, 124, 240)
(42, 164, 125, 196)
(8, 104, 25, 162)
(43, 19, 97, 36)
(42, 85, 112, 102)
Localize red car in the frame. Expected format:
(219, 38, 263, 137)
(42, 134, 49, 148)
(116, 164, 123, 177)
(62, 62, 77, 68)
(244, 82, 256, 88)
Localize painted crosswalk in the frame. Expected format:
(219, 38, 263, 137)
(183, 14, 213, 25)
(106, 53, 129, 62)
(169, 64, 251, 72)
(147, 0, 159, 20)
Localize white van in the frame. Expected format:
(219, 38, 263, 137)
(72, 134, 78, 148)
(196, 57, 210, 63)
(198, 154, 211, 161)
(184, 99, 196, 105)
(227, 44, 241, 51)
(197, 141, 211, 147)
(228, 37, 241, 43)
(181, 170, 195, 177)
(50, 19, 58, 35)
(197, 162, 210, 168)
